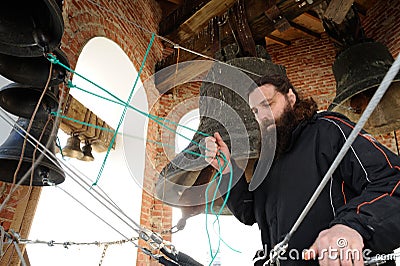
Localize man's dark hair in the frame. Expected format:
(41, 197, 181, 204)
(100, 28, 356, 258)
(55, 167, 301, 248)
(250, 73, 299, 100)
(250, 73, 318, 123)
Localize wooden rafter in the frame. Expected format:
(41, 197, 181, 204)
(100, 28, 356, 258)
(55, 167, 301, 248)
(159, 0, 212, 36)
(165, 0, 182, 4)
(324, 0, 355, 24)
(165, 0, 237, 45)
(265, 35, 291, 46)
(304, 10, 321, 22)
(290, 21, 321, 39)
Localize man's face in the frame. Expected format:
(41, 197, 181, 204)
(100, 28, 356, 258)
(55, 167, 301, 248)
(249, 84, 296, 130)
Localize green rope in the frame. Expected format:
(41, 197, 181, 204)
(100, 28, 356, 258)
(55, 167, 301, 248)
(51, 111, 114, 132)
(65, 81, 210, 151)
(93, 33, 155, 187)
(48, 53, 210, 139)
(204, 152, 236, 265)
(51, 111, 207, 160)
(56, 136, 64, 159)
(47, 54, 125, 107)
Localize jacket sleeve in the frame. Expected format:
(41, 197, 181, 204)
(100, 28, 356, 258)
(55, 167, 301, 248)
(319, 116, 400, 253)
(218, 158, 256, 225)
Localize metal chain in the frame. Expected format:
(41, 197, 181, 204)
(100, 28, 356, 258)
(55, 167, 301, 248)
(98, 244, 109, 266)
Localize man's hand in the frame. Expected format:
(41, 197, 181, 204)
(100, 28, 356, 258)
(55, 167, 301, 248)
(305, 224, 364, 266)
(204, 132, 231, 174)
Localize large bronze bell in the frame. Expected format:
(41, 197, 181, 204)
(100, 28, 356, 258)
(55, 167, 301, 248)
(0, 0, 64, 57)
(156, 57, 286, 217)
(329, 41, 400, 134)
(0, 117, 65, 186)
(0, 48, 69, 87)
(0, 83, 59, 119)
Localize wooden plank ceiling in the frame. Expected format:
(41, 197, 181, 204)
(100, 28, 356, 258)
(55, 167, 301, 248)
(155, 0, 378, 67)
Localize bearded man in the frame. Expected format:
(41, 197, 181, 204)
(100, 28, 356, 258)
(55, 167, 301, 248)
(205, 73, 400, 265)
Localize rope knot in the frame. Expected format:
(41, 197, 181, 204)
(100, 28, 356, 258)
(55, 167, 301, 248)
(46, 53, 60, 64)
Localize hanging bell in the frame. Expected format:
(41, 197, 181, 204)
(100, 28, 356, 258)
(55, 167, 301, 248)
(79, 142, 94, 162)
(0, 48, 69, 87)
(0, 0, 64, 57)
(62, 135, 83, 159)
(329, 41, 400, 134)
(0, 83, 59, 119)
(0, 117, 65, 186)
(156, 57, 286, 215)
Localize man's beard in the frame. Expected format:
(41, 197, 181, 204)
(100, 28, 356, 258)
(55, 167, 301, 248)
(261, 104, 296, 158)
(260, 97, 318, 158)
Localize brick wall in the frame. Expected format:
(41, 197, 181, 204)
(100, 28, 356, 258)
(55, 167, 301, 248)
(267, 33, 337, 110)
(0, 184, 31, 231)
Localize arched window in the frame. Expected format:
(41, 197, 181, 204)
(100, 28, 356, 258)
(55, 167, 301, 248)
(28, 37, 147, 266)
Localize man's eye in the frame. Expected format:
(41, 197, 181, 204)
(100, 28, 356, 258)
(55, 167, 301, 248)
(263, 102, 271, 108)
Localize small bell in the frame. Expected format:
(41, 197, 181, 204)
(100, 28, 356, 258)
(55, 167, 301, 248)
(79, 142, 94, 162)
(62, 135, 83, 159)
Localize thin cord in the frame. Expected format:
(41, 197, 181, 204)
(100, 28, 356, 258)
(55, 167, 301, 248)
(0, 110, 167, 261)
(64, 79, 211, 142)
(47, 55, 212, 150)
(93, 33, 155, 187)
(7, 118, 52, 209)
(0, 61, 59, 214)
(11, 62, 52, 185)
(0, 110, 142, 235)
(56, 185, 132, 240)
(12, 241, 26, 266)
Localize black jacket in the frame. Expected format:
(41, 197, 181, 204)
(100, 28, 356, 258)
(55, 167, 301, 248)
(220, 112, 400, 265)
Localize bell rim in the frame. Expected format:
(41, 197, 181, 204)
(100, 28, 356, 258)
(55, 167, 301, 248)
(330, 76, 400, 112)
(0, 48, 70, 87)
(331, 41, 400, 111)
(0, 155, 66, 186)
(0, 83, 59, 119)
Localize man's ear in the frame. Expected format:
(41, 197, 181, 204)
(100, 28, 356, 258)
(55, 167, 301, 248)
(287, 88, 296, 107)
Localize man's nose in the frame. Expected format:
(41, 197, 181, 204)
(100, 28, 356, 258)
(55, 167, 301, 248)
(257, 108, 273, 122)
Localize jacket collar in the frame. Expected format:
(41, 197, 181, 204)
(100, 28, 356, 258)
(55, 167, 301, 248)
(285, 111, 350, 152)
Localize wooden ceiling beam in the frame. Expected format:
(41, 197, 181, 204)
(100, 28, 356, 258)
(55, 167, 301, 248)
(165, 0, 237, 45)
(304, 10, 322, 22)
(324, 0, 355, 24)
(159, 0, 212, 36)
(251, 0, 326, 41)
(164, 0, 182, 4)
(265, 35, 291, 46)
(290, 21, 321, 39)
